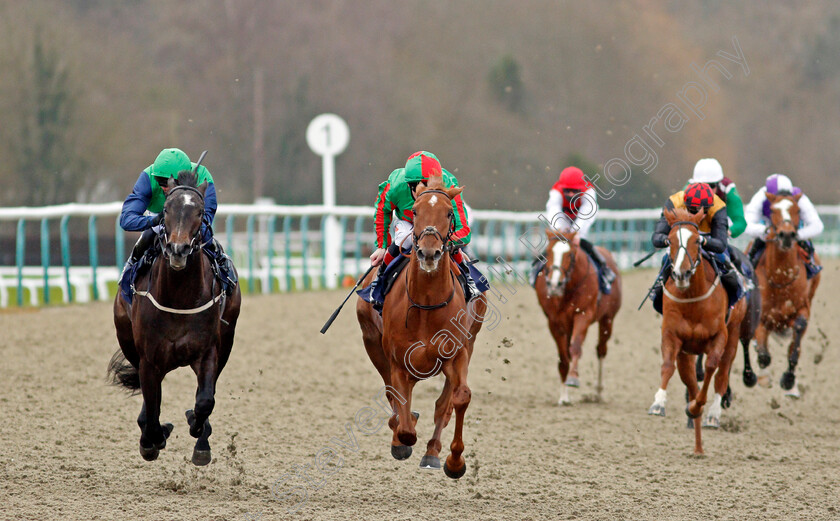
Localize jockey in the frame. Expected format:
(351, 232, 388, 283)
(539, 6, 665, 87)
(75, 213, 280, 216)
(543, 166, 615, 292)
(689, 158, 747, 238)
(744, 173, 823, 278)
(118, 148, 237, 293)
(368, 151, 478, 306)
(649, 182, 741, 312)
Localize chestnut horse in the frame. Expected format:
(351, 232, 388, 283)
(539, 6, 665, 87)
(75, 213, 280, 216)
(109, 171, 241, 465)
(356, 176, 486, 479)
(534, 231, 621, 404)
(647, 208, 746, 454)
(752, 192, 821, 397)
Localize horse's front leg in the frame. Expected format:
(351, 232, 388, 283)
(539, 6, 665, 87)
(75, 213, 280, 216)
(754, 322, 772, 388)
(781, 313, 809, 396)
(688, 331, 727, 420)
(648, 330, 680, 416)
(390, 367, 417, 449)
(187, 347, 218, 466)
(420, 378, 453, 470)
(676, 352, 703, 454)
(138, 360, 171, 461)
(548, 320, 571, 405)
(566, 312, 592, 389)
(442, 351, 471, 480)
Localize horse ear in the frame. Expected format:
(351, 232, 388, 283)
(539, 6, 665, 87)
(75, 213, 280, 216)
(167, 176, 177, 189)
(692, 209, 706, 224)
(198, 181, 208, 196)
(664, 207, 678, 225)
(792, 192, 803, 203)
(416, 181, 427, 194)
(447, 185, 463, 199)
(765, 191, 779, 204)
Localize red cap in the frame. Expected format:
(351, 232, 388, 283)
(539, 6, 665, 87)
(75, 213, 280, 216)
(553, 166, 591, 191)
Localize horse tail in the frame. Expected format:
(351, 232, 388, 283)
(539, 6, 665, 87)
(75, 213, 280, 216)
(107, 350, 141, 394)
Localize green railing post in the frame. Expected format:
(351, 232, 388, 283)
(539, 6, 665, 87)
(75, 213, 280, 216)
(16, 219, 25, 307)
(115, 216, 125, 267)
(225, 215, 235, 257)
(246, 214, 256, 294)
(283, 216, 293, 291)
(301, 215, 310, 290)
(265, 216, 276, 294)
(60, 215, 72, 303)
(320, 216, 327, 289)
(354, 216, 365, 277)
(88, 215, 99, 301)
(41, 219, 50, 305)
(338, 215, 348, 284)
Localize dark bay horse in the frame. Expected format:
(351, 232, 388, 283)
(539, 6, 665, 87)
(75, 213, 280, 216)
(109, 170, 241, 465)
(752, 192, 821, 398)
(356, 176, 486, 479)
(534, 231, 621, 404)
(647, 208, 746, 454)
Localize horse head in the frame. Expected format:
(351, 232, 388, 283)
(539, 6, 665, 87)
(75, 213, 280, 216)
(665, 207, 705, 290)
(766, 191, 802, 251)
(162, 170, 208, 270)
(544, 230, 577, 297)
(412, 176, 461, 273)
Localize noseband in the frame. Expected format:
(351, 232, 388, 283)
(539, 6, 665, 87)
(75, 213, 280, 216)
(412, 189, 455, 254)
(159, 185, 208, 258)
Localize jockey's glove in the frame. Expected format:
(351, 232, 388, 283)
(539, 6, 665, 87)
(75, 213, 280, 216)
(151, 212, 164, 226)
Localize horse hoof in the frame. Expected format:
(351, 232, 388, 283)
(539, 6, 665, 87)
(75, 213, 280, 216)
(443, 460, 467, 479)
(565, 377, 580, 388)
(419, 455, 441, 469)
(780, 372, 795, 391)
(139, 445, 159, 461)
(757, 352, 771, 368)
(757, 375, 772, 389)
(558, 398, 572, 406)
(648, 404, 665, 417)
(721, 387, 733, 409)
(743, 369, 757, 388)
(685, 404, 701, 419)
(192, 449, 212, 466)
(702, 416, 720, 429)
(411, 411, 420, 421)
(686, 417, 694, 429)
(162, 423, 174, 439)
(391, 445, 412, 460)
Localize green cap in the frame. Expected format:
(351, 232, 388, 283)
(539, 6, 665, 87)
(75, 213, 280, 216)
(404, 151, 442, 183)
(149, 148, 191, 179)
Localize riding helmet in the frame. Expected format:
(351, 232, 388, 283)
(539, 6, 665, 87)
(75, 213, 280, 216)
(684, 182, 715, 209)
(405, 151, 443, 183)
(149, 148, 191, 180)
(691, 158, 724, 184)
(556, 166, 591, 191)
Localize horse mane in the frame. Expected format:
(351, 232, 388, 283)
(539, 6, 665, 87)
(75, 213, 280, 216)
(176, 169, 199, 188)
(668, 207, 696, 223)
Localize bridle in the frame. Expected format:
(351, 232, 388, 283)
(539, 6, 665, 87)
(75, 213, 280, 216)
(543, 240, 577, 296)
(405, 188, 458, 324)
(411, 189, 456, 255)
(158, 185, 209, 258)
(669, 220, 702, 280)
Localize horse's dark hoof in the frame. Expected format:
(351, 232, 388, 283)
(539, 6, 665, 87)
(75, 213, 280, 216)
(686, 417, 694, 429)
(419, 455, 441, 469)
(412, 411, 420, 421)
(565, 376, 580, 388)
(192, 449, 212, 466)
(162, 423, 174, 439)
(648, 404, 665, 417)
(721, 387, 733, 409)
(743, 369, 757, 388)
(780, 371, 796, 391)
(139, 444, 159, 461)
(757, 352, 771, 368)
(685, 404, 701, 419)
(443, 460, 466, 479)
(391, 444, 412, 460)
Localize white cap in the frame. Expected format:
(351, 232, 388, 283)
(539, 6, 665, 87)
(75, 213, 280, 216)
(691, 158, 724, 184)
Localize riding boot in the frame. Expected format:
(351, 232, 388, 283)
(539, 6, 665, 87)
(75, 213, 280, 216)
(797, 240, 823, 279)
(530, 256, 547, 287)
(457, 260, 480, 302)
(747, 238, 766, 268)
(649, 256, 671, 314)
(718, 259, 742, 306)
(119, 228, 156, 283)
(580, 238, 615, 293)
(370, 245, 400, 312)
(205, 238, 238, 294)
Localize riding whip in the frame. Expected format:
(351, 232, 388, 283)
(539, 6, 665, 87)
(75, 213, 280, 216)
(633, 249, 657, 267)
(320, 265, 376, 334)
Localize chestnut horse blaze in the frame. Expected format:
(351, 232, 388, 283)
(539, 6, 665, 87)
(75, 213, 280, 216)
(647, 208, 746, 455)
(753, 192, 821, 397)
(535, 231, 621, 405)
(356, 176, 487, 479)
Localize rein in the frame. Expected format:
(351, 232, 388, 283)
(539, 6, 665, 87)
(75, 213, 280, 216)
(663, 275, 720, 303)
(133, 286, 223, 314)
(404, 271, 457, 328)
(670, 221, 702, 278)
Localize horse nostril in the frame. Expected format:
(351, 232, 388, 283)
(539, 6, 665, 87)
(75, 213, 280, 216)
(433, 250, 442, 261)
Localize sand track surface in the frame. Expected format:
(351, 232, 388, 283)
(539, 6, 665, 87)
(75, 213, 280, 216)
(2, 263, 839, 520)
